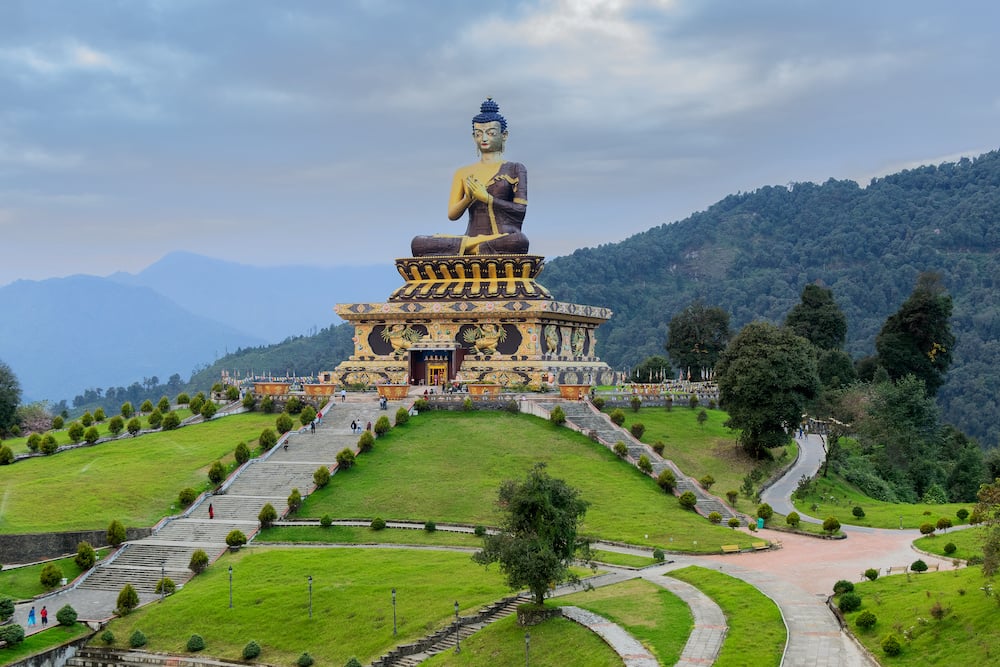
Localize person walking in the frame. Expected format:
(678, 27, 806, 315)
(341, 389, 347, 402)
(208, 503, 214, 520)
(40, 606, 48, 626)
(350, 419, 357, 433)
(27, 607, 36, 627)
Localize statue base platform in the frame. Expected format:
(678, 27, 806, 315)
(390, 255, 550, 301)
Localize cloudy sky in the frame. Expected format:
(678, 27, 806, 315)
(2, 0, 998, 287)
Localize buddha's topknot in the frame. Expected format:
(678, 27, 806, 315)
(472, 98, 507, 132)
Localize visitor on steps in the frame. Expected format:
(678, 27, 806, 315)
(209, 503, 214, 520)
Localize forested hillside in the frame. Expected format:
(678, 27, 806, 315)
(541, 151, 1000, 449)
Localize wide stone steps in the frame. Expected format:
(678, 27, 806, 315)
(224, 462, 323, 498)
(106, 543, 199, 571)
(79, 564, 189, 594)
(151, 519, 252, 544)
(189, 495, 282, 521)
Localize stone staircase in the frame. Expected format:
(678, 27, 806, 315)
(553, 400, 744, 526)
(370, 593, 531, 666)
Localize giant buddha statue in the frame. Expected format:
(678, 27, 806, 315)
(411, 98, 529, 256)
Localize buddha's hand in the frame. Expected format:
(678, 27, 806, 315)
(465, 176, 492, 204)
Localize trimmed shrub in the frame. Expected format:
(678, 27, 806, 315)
(298, 653, 314, 667)
(159, 410, 180, 430)
(81, 411, 94, 427)
(936, 516, 953, 531)
(67, 421, 84, 443)
(120, 402, 134, 418)
(413, 398, 430, 411)
(678, 491, 697, 510)
(374, 415, 391, 435)
(344, 658, 362, 667)
(176, 393, 190, 405)
(822, 516, 841, 535)
(609, 409, 625, 426)
(652, 441, 665, 455)
(52, 415, 65, 429)
(629, 395, 642, 412)
(688, 395, 699, 409)
(707, 511, 722, 524)
(756, 503, 774, 524)
(41, 433, 59, 454)
(785, 511, 800, 528)
(189, 549, 209, 574)
(371, 517, 387, 531)
(592, 397, 605, 409)
(919, 522, 936, 536)
(336, 448, 356, 469)
(260, 396, 274, 413)
(637, 454, 652, 474)
(226, 386, 240, 401)
(100, 629, 115, 645)
(910, 559, 928, 573)
(129, 629, 147, 648)
(957, 507, 970, 522)
(613, 441, 628, 458)
(656, 469, 676, 493)
(424, 520, 437, 532)
(26, 432, 41, 452)
(838, 592, 862, 613)
(285, 397, 303, 414)
(242, 393, 257, 410)
(189, 395, 204, 414)
(40, 563, 62, 589)
(234, 442, 251, 465)
(178, 487, 197, 507)
(699, 474, 715, 490)
(0, 445, 13, 464)
(629, 422, 645, 439)
(652, 548, 665, 562)
(225, 530, 247, 548)
(944, 542, 957, 555)
(75, 541, 97, 570)
(855, 610, 877, 631)
(320, 514, 333, 528)
(395, 408, 410, 425)
(549, 406, 566, 426)
(881, 633, 902, 656)
(833, 580, 855, 595)
(0, 624, 25, 646)
(157, 397, 170, 413)
(725, 490, 739, 506)
(243, 641, 261, 660)
(84, 426, 100, 444)
(852, 506, 866, 518)
(187, 634, 205, 652)
(259, 428, 278, 451)
(314, 466, 331, 488)
(864, 568, 879, 581)
(118, 584, 140, 615)
(358, 430, 375, 453)
(147, 409, 163, 429)
(474, 525, 487, 537)
(0, 596, 14, 622)
(208, 460, 226, 485)
(56, 604, 78, 626)
(275, 413, 294, 434)
(108, 415, 124, 436)
(126, 418, 141, 436)
(462, 398, 474, 411)
(95, 408, 107, 421)
(728, 517, 741, 529)
(287, 488, 302, 513)
(155, 578, 176, 595)
(258, 503, 278, 529)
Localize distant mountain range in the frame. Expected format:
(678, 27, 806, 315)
(0, 253, 399, 403)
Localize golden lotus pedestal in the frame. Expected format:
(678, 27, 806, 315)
(376, 384, 411, 400)
(467, 383, 502, 398)
(558, 384, 593, 400)
(333, 255, 614, 390)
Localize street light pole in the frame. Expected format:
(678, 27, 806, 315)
(307, 576, 313, 619)
(160, 563, 165, 602)
(392, 588, 397, 636)
(228, 565, 233, 609)
(525, 631, 530, 667)
(454, 601, 461, 654)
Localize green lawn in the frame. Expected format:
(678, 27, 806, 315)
(614, 406, 797, 503)
(0, 548, 111, 598)
(843, 566, 997, 665)
(588, 549, 658, 568)
(101, 547, 512, 666)
(556, 577, 692, 665)
(0, 623, 91, 666)
(792, 473, 974, 530)
(300, 411, 756, 552)
(667, 566, 785, 667)
(913, 526, 983, 561)
(422, 612, 621, 666)
(1, 410, 195, 455)
(0, 413, 276, 533)
(255, 525, 483, 548)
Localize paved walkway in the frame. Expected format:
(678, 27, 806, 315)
(760, 433, 826, 522)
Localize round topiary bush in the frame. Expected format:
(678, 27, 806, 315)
(838, 592, 862, 613)
(707, 511, 722, 524)
(243, 641, 261, 660)
(320, 514, 333, 528)
(855, 610, 877, 631)
(258, 503, 278, 529)
(630, 422, 645, 439)
(178, 487, 198, 507)
(40, 563, 62, 589)
(118, 584, 140, 615)
(699, 474, 715, 490)
(276, 413, 294, 434)
(910, 559, 928, 573)
(678, 491, 697, 510)
(0, 596, 14, 623)
(75, 541, 97, 570)
(226, 530, 247, 548)
(957, 508, 970, 522)
(823, 516, 841, 535)
(374, 415, 391, 435)
(652, 548, 665, 562)
(129, 629, 147, 648)
(189, 549, 209, 574)
(56, 605, 79, 627)
(344, 658, 362, 667)
(786, 511, 801, 528)
(549, 406, 566, 426)
(358, 430, 375, 453)
(919, 522, 936, 536)
(852, 506, 866, 518)
(336, 448, 356, 469)
(652, 441, 665, 455)
(298, 653, 314, 667)
(208, 461, 226, 485)
(944, 542, 957, 555)
(833, 579, 855, 595)
(395, 408, 410, 426)
(474, 525, 487, 537)
(234, 442, 251, 465)
(637, 454, 652, 473)
(287, 488, 302, 514)
(864, 568, 879, 581)
(609, 409, 625, 426)
(728, 517, 741, 529)
(100, 629, 115, 645)
(881, 633, 902, 656)
(155, 578, 176, 595)
(259, 428, 278, 450)
(371, 517, 387, 531)
(613, 441, 628, 458)
(314, 466, 331, 488)
(592, 397, 605, 409)
(0, 624, 25, 647)
(424, 520, 436, 533)
(657, 469, 676, 493)
(186, 634, 205, 652)
(756, 503, 774, 524)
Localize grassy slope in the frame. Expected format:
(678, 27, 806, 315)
(0, 549, 110, 598)
(914, 526, 983, 561)
(2, 410, 194, 455)
(0, 413, 276, 533)
(844, 566, 998, 666)
(256, 525, 483, 548)
(0, 623, 91, 666)
(300, 411, 752, 552)
(792, 473, 974, 530)
(667, 566, 785, 667)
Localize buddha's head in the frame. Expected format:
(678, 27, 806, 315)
(472, 98, 507, 155)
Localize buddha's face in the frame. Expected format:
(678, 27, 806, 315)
(473, 121, 506, 154)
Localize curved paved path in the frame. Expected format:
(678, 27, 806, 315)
(761, 433, 826, 521)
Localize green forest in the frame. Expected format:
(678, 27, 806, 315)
(541, 150, 999, 449)
(159, 150, 999, 451)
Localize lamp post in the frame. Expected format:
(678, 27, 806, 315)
(228, 565, 233, 609)
(391, 588, 397, 636)
(307, 575, 313, 619)
(453, 601, 461, 654)
(160, 563, 165, 602)
(525, 631, 530, 667)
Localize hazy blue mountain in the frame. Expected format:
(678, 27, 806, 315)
(110, 252, 401, 343)
(0, 276, 265, 403)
